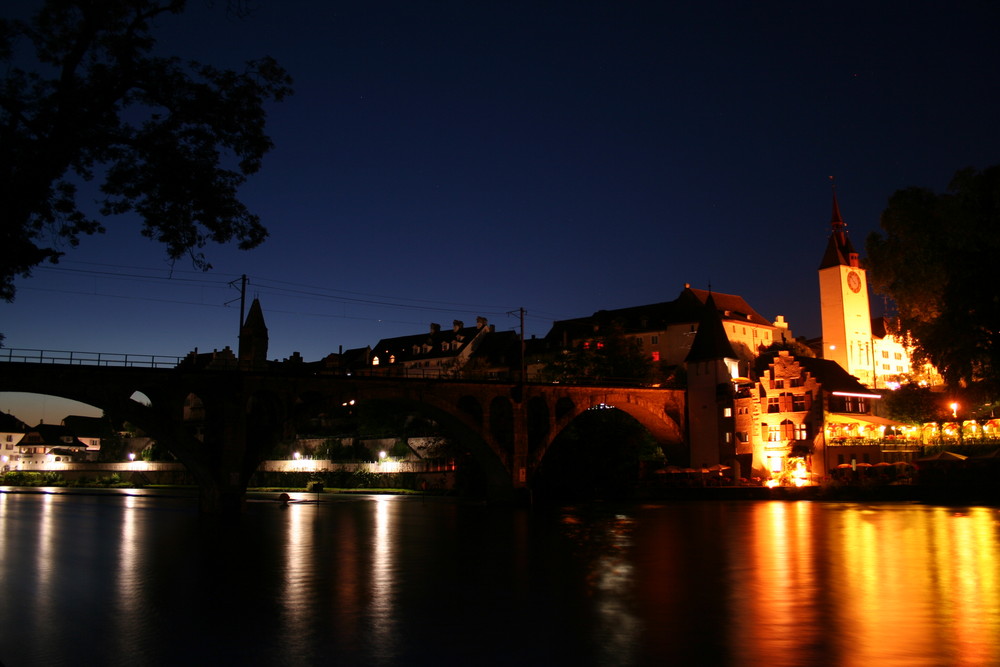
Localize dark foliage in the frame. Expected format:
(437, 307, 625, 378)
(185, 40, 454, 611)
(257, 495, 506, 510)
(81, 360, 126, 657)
(0, 0, 292, 301)
(866, 166, 1000, 395)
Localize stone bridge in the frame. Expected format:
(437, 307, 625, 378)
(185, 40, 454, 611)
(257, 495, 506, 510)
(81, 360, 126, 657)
(0, 361, 686, 513)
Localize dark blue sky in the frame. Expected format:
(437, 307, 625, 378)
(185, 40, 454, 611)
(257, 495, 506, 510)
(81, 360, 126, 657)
(4, 0, 1000, 422)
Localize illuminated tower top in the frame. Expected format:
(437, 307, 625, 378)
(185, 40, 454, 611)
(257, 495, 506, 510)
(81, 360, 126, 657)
(818, 186, 859, 269)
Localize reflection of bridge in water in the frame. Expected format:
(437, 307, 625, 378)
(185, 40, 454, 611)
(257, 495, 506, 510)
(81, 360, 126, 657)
(0, 349, 686, 513)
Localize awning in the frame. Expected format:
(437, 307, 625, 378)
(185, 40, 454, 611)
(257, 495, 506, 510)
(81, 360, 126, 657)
(826, 414, 904, 428)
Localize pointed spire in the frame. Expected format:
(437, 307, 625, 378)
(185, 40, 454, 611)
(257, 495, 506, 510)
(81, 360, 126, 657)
(685, 293, 736, 363)
(830, 176, 846, 232)
(819, 177, 859, 269)
(239, 298, 269, 365)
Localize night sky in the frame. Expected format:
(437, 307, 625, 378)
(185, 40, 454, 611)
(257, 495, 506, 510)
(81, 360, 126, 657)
(3, 0, 1000, 424)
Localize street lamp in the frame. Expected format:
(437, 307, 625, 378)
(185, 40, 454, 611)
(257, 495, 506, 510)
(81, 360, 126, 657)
(950, 402, 959, 419)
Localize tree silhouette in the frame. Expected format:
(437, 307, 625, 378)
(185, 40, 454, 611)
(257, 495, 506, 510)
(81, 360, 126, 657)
(866, 165, 1000, 394)
(0, 0, 292, 302)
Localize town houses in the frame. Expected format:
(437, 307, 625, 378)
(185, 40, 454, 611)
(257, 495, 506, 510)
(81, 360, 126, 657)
(3, 192, 942, 484)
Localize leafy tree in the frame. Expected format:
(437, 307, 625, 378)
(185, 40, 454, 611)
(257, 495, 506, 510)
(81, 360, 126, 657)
(542, 322, 652, 383)
(0, 0, 292, 302)
(866, 166, 1000, 394)
(882, 383, 947, 425)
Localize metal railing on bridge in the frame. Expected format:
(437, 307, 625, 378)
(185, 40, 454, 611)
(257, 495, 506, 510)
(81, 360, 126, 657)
(0, 348, 182, 368)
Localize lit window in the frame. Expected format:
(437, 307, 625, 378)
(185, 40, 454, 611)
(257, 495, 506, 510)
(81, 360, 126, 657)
(723, 407, 732, 417)
(780, 419, 795, 440)
(651, 351, 660, 362)
(372, 356, 380, 366)
(794, 423, 808, 440)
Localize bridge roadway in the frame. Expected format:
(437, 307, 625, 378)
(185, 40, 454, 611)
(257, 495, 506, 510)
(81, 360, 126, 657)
(0, 357, 687, 513)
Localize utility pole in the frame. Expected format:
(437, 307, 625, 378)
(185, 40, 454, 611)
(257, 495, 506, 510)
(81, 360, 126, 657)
(228, 274, 248, 347)
(519, 307, 526, 384)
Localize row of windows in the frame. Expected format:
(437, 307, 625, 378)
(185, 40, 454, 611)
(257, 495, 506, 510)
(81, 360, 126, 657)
(881, 351, 904, 360)
(764, 421, 809, 441)
(881, 364, 906, 372)
(771, 378, 804, 389)
(766, 393, 809, 412)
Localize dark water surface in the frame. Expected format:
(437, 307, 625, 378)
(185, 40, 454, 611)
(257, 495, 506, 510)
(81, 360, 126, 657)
(1, 490, 998, 666)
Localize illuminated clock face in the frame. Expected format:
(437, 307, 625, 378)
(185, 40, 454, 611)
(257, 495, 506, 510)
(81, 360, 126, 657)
(847, 271, 862, 293)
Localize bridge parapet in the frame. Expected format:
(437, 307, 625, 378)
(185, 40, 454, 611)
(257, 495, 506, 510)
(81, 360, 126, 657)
(0, 348, 182, 368)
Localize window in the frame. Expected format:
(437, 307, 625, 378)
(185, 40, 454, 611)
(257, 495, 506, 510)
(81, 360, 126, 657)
(882, 350, 890, 358)
(372, 356, 380, 366)
(773, 379, 785, 389)
(651, 335, 659, 345)
(767, 397, 780, 413)
(792, 394, 807, 411)
(779, 392, 794, 412)
(736, 432, 748, 443)
(894, 352, 902, 360)
(766, 424, 781, 441)
(790, 377, 804, 387)
(723, 407, 732, 417)
(794, 423, 808, 440)
(780, 419, 795, 440)
(651, 351, 660, 362)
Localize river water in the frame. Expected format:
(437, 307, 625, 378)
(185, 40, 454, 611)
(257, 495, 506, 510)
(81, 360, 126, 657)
(1, 490, 998, 667)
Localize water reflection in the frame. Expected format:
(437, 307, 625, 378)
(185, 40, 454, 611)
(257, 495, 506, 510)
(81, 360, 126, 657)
(1, 492, 999, 666)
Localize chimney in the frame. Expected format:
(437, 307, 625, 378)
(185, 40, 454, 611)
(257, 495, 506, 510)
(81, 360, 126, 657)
(476, 316, 488, 329)
(453, 320, 464, 332)
(430, 323, 441, 334)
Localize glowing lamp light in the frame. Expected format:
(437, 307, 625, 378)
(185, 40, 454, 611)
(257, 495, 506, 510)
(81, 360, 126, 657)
(128, 452, 135, 462)
(293, 451, 301, 460)
(950, 402, 959, 419)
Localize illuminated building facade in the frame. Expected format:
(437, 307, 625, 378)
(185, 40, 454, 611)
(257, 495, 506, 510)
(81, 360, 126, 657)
(818, 191, 877, 386)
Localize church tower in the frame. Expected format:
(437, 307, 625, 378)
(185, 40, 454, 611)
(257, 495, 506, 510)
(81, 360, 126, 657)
(818, 188, 875, 386)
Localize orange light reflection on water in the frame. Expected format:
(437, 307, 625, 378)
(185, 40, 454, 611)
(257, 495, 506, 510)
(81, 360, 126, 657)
(731, 502, 1000, 667)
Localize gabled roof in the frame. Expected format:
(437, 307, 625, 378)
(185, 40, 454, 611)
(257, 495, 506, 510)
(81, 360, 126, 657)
(791, 356, 880, 397)
(371, 321, 488, 364)
(23, 424, 89, 449)
(545, 284, 774, 344)
(0, 412, 29, 433)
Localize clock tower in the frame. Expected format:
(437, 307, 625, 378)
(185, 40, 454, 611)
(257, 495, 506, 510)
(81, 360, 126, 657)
(818, 188, 875, 386)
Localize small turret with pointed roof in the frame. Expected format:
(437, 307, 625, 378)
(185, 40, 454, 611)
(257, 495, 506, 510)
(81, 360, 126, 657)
(685, 292, 737, 363)
(239, 298, 269, 367)
(819, 180, 860, 269)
